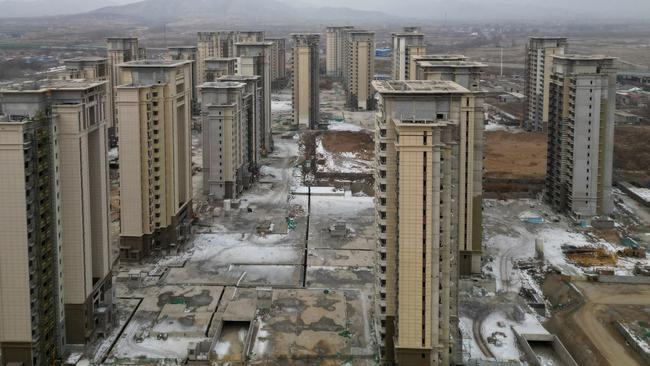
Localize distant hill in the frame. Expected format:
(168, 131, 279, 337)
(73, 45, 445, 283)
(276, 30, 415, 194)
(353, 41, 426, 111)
(0, 0, 118, 18)
(87, 0, 397, 23)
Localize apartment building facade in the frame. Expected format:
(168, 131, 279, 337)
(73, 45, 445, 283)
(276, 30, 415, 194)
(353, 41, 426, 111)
(116, 60, 193, 261)
(291, 33, 320, 129)
(373, 80, 484, 365)
(326, 26, 355, 77)
(52, 57, 108, 81)
(106, 37, 145, 144)
(392, 28, 426, 80)
(0, 79, 114, 364)
(409, 54, 467, 81)
(196, 31, 266, 86)
(235, 42, 273, 154)
(546, 55, 616, 217)
(524, 37, 568, 132)
(167, 46, 198, 111)
(342, 30, 375, 110)
(267, 37, 287, 89)
(204, 58, 238, 82)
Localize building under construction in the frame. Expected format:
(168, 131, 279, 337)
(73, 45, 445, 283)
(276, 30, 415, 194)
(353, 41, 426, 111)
(291, 33, 320, 129)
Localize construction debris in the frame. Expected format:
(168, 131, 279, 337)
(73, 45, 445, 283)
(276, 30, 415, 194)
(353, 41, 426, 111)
(562, 245, 617, 267)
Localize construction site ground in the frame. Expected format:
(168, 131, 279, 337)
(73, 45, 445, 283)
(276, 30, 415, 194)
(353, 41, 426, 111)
(484, 131, 547, 180)
(90, 86, 378, 365)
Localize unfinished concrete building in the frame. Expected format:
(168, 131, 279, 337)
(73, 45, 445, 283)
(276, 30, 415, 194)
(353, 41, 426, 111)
(51, 57, 108, 81)
(200, 79, 260, 199)
(167, 46, 198, 111)
(326, 26, 355, 77)
(116, 60, 193, 261)
(291, 33, 320, 129)
(392, 28, 426, 80)
(204, 57, 238, 82)
(235, 42, 273, 154)
(0, 79, 115, 364)
(373, 80, 485, 365)
(408, 54, 467, 81)
(267, 37, 287, 89)
(546, 55, 616, 218)
(342, 30, 375, 110)
(106, 37, 145, 143)
(524, 37, 568, 132)
(196, 31, 265, 86)
(415, 59, 486, 91)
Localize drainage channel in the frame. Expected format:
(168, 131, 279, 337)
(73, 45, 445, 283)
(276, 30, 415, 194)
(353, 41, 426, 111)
(100, 297, 143, 364)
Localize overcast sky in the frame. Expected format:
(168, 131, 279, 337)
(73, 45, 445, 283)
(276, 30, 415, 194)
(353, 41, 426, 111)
(2, 0, 649, 19)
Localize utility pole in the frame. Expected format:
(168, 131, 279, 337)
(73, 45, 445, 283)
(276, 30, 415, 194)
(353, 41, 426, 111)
(500, 47, 504, 78)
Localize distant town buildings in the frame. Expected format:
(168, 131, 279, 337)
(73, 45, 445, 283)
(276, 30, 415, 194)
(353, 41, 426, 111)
(0, 79, 114, 364)
(392, 27, 426, 80)
(291, 33, 320, 129)
(116, 60, 193, 261)
(373, 79, 484, 365)
(524, 37, 568, 132)
(546, 55, 617, 217)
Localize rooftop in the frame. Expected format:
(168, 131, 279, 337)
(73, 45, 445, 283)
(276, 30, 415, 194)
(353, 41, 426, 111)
(234, 41, 273, 46)
(529, 36, 568, 40)
(168, 45, 197, 50)
(372, 80, 470, 94)
(118, 59, 192, 68)
(553, 54, 616, 61)
(199, 81, 246, 89)
(63, 56, 107, 62)
(417, 60, 487, 68)
(414, 54, 467, 61)
(0, 79, 105, 93)
(205, 57, 238, 62)
(218, 75, 260, 81)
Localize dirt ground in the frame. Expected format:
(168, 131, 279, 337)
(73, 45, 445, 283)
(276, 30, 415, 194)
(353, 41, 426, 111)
(321, 131, 374, 160)
(614, 125, 650, 185)
(485, 131, 547, 179)
(543, 276, 650, 366)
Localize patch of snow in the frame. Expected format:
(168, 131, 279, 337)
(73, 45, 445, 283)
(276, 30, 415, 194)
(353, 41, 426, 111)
(328, 121, 365, 132)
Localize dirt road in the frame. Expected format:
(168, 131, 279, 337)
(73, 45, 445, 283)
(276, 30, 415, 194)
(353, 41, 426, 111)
(573, 282, 650, 366)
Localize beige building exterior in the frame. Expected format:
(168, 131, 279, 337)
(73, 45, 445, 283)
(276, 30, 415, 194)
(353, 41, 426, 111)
(0, 79, 114, 364)
(116, 60, 193, 261)
(415, 60, 486, 90)
(342, 30, 375, 110)
(373, 80, 484, 365)
(267, 37, 287, 89)
(326, 26, 354, 77)
(106, 37, 145, 140)
(524, 37, 568, 131)
(196, 31, 265, 86)
(291, 33, 320, 129)
(235, 42, 273, 154)
(50, 57, 108, 81)
(200, 80, 260, 199)
(392, 28, 426, 80)
(409, 54, 467, 81)
(167, 46, 198, 111)
(204, 57, 238, 82)
(546, 55, 617, 218)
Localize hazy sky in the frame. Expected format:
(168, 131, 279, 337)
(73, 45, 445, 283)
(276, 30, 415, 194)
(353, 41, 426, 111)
(2, 0, 649, 20)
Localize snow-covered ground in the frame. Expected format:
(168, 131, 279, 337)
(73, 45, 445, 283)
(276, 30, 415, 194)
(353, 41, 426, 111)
(316, 138, 372, 174)
(328, 121, 366, 132)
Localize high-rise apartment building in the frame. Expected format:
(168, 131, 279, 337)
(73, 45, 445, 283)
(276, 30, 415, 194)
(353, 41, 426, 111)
(167, 46, 198, 111)
(196, 31, 266, 86)
(116, 60, 193, 261)
(392, 28, 426, 80)
(546, 55, 616, 217)
(267, 37, 287, 89)
(200, 78, 261, 200)
(342, 30, 375, 110)
(524, 37, 568, 132)
(326, 26, 355, 77)
(106, 37, 145, 144)
(409, 54, 467, 81)
(204, 58, 238, 82)
(0, 79, 114, 364)
(235, 42, 273, 154)
(373, 80, 484, 365)
(412, 57, 487, 275)
(291, 33, 320, 129)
